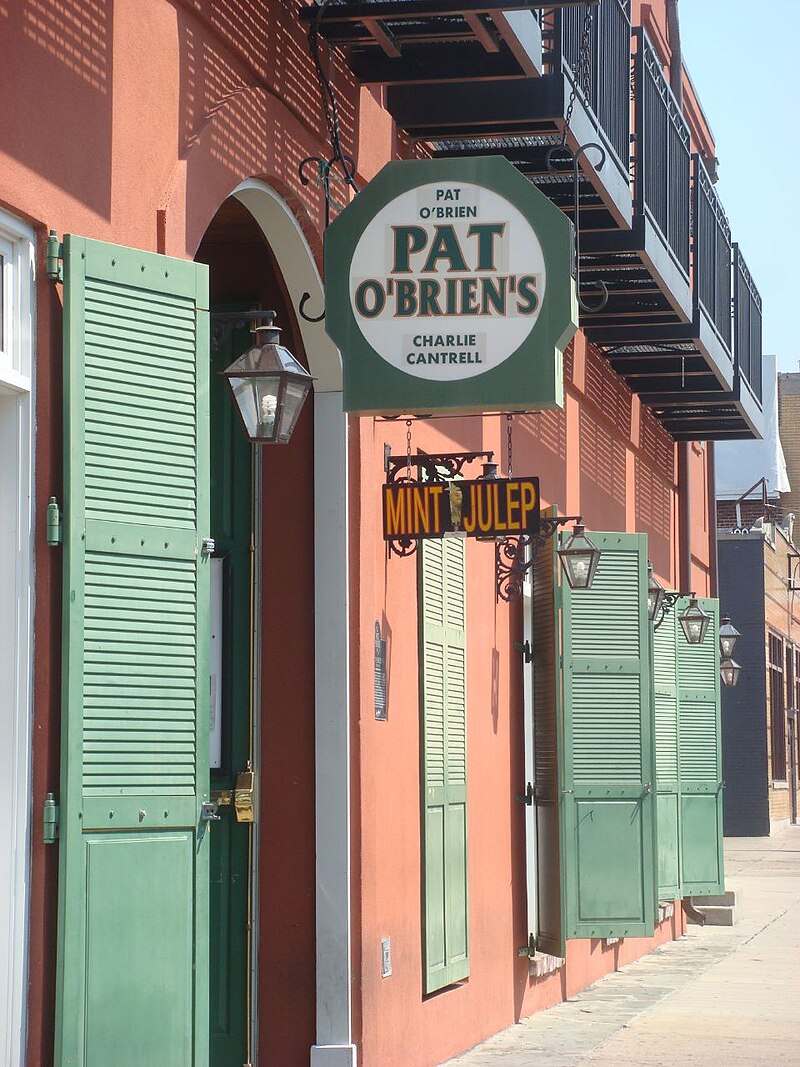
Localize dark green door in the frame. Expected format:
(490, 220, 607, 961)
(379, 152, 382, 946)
(55, 236, 211, 1067)
(209, 316, 254, 1067)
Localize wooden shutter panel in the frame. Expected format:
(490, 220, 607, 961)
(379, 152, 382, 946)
(653, 610, 681, 899)
(560, 533, 656, 939)
(531, 512, 566, 958)
(676, 596, 724, 896)
(420, 536, 469, 993)
(55, 236, 210, 1067)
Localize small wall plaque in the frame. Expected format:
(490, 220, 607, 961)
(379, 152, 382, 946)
(375, 621, 387, 721)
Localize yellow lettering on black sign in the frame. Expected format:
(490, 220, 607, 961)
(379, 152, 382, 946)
(383, 478, 539, 541)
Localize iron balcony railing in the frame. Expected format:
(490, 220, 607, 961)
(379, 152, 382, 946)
(734, 246, 763, 404)
(545, 0, 631, 174)
(692, 154, 732, 354)
(633, 27, 690, 278)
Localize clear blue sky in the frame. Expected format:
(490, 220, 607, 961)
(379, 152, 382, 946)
(679, 1, 799, 371)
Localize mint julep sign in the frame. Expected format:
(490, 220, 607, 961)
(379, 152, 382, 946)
(325, 156, 577, 415)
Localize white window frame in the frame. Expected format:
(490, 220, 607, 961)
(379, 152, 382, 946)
(0, 207, 35, 1067)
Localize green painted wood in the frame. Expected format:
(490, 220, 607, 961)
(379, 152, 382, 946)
(653, 611, 681, 899)
(532, 508, 566, 958)
(560, 533, 656, 940)
(209, 315, 253, 1067)
(420, 536, 469, 993)
(676, 597, 724, 897)
(55, 236, 210, 1067)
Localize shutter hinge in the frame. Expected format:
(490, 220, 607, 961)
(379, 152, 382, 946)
(516, 933, 537, 957)
(514, 781, 535, 806)
(514, 639, 532, 663)
(46, 230, 63, 282)
(46, 497, 62, 546)
(43, 792, 60, 844)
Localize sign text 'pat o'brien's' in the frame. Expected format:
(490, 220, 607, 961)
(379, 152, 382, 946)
(324, 155, 577, 414)
(383, 477, 540, 542)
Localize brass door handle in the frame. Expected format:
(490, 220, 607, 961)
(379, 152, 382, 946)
(234, 768, 255, 824)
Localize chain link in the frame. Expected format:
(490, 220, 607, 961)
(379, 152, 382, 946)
(506, 414, 513, 479)
(406, 419, 413, 479)
(561, 4, 595, 149)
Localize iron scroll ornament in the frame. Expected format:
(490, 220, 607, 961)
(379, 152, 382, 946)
(544, 141, 609, 314)
(296, 152, 359, 322)
(495, 515, 587, 603)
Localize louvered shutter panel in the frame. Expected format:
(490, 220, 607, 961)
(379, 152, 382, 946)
(560, 533, 656, 939)
(653, 610, 681, 899)
(531, 512, 566, 957)
(676, 596, 724, 896)
(55, 236, 210, 1067)
(421, 537, 469, 993)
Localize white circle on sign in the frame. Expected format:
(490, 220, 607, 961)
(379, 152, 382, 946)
(349, 180, 546, 380)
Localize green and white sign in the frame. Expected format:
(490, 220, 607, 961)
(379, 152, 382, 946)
(325, 156, 578, 415)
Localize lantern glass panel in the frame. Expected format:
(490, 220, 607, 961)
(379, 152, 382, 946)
(648, 571, 665, 623)
(228, 374, 282, 441)
(276, 378, 313, 443)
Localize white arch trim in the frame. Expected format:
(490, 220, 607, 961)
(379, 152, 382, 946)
(231, 180, 356, 1067)
(232, 180, 342, 392)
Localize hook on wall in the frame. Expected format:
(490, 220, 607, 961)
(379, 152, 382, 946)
(298, 292, 325, 323)
(545, 140, 609, 315)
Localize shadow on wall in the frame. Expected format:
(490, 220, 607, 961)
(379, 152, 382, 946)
(636, 412, 674, 578)
(579, 346, 630, 532)
(0, 0, 113, 216)
(177, 0, 359, 230)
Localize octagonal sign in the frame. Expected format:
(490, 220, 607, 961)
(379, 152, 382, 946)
(324, 156, 577, 415)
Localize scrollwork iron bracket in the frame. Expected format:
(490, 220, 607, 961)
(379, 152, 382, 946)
(545, 141, 609, 314)
(383, 450, 494, 558)
(653, 591, 681, 631)
(495, 515, 583, 602)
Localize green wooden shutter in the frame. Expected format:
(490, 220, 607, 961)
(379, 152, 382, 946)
(420, 536, 469, 993)
(676, 596, 724, 896)
(55, 236, 211, 1067)
(560, 532, 657, 939)
(653, 610, 681, 899)
(531, 511, 566, 958)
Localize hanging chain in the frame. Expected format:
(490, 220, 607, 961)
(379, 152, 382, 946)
(561, 4, 595, 149)
(506, 414, 513, 479)
(406, 420, 413, 480)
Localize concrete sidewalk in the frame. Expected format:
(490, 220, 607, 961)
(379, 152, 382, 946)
(441, 826, 800, 1067)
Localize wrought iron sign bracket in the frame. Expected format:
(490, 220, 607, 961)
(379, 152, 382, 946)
(495, 514, 583, 602)
(296, 151, 358, 323)
(383, 450, 494, 558)
(384, 449, 493, 486)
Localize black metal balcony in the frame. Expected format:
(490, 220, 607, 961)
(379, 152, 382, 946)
(304, 0, 632, 231)
(580, 27, 691, 337)
(424, 0, 632, 230)
(299, 1, 555, 85)
(632, 246, 763, 441)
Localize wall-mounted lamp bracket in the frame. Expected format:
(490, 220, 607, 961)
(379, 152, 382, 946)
(495, 514, 585, 602)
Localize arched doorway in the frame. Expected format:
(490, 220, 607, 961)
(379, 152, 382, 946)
(194, 187, 351, 1067)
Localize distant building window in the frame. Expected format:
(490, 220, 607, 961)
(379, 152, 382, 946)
(769, 634, 787, 781)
